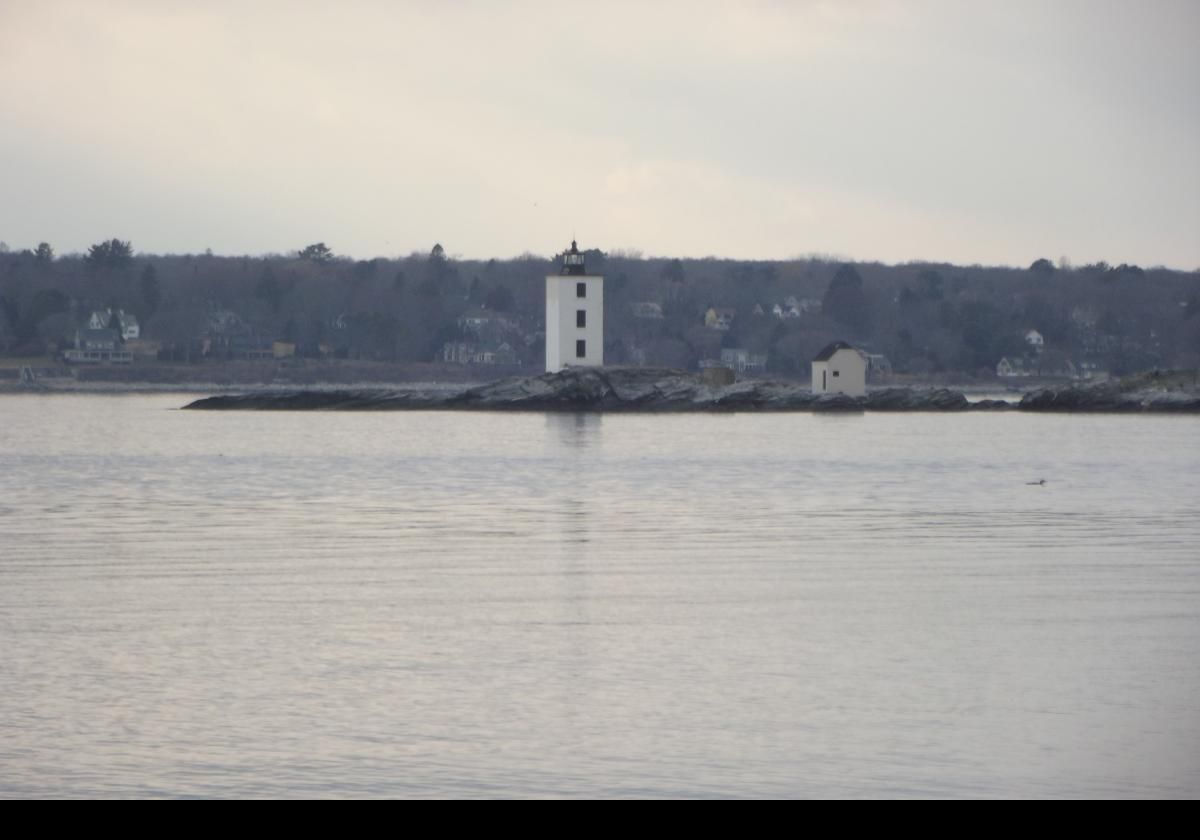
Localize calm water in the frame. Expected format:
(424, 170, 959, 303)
(1, 394, 1198, 798)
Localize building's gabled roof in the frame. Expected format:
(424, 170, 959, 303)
(813, 340, 856, 361)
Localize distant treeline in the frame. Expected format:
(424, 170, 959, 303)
(1, 239, 1197, 377)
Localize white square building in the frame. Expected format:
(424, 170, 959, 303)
(812, 340, 867, 396)
(546, 240, 604, 371)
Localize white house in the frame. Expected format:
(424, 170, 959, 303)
(996, 356, 1032, 378)
(864, 353, 892, 380)
(119, 313, 139, 340)
(631, 301, 663, 319)
(546, 240, 603, 371)
(774, 297, 819, 319)
(87, 308, 139, 340)
(1025, 329, 1045, 351)
(719, 347, 768, 374)
(444, 340, 519, 366)
(458, 308, 516, 336)
(63, 328, 132, 364)
(704, 307, 736, 330)
(812, 340, 867, 396)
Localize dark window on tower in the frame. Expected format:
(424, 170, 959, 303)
(576, 282, 586, 298)
(576, 310, 586, 328)
(576, 339, 586, 358)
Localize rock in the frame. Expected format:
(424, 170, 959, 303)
(1142, 390, 1200, 412)
(865, 387, 968, 411)
(183, 367, 981, 413)
(700, 367, 735, 387)
(184, 387, 450, 410)
(969, 398, 1013, 411)
(1017, 374, 1200, 412)
(1019, 383, 1129, 412)
(812, 393, 864, 412)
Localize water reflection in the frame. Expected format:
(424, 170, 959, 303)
(546, 411, 602, 450)
(552, 494, 593, 736)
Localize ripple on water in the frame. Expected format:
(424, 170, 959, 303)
(0, 399, 1198, 797)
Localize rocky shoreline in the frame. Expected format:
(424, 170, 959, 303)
(181, 366, 1200, 413)
(1018, 372, 1200, 413)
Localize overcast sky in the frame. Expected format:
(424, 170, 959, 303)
(1, 0, 1197, 268)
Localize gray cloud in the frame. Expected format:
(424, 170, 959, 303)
(1, 0, 1197, 267)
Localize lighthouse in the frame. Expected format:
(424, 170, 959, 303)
(545, 240, 604, 372)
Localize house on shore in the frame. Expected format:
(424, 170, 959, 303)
(443, 340, 519, 366)
(63, 328, 132, 364)
(865, 353, 892, 381)
(704, 307, 736, 330)
(812, 340, 866, 396)
(719, 347, 767, 374)
(997, 356, 1033, 378)
(88, 308, 140, 340)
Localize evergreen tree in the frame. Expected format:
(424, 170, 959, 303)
(822, 264, 871, 333)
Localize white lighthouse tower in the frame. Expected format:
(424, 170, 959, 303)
(545, 240, 603, 372)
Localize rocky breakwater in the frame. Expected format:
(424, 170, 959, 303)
(183, 366, 980, 412)
(1019, 370, 1200, 413)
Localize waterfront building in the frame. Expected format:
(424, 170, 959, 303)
(812, 340, 867, 396)
(546, 240, 603, 372)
